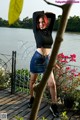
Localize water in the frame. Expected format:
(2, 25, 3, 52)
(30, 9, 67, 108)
(0, 27, 80, 71)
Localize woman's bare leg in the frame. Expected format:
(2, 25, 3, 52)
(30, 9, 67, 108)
(30, 72, 38, 97)
(47, 72, 59, 117)
(28, 72, 38, 108)
(47, 71, 57, 103)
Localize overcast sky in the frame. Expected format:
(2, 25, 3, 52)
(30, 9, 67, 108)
(0, 0, 80, 20)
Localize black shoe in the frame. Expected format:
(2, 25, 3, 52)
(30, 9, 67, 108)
(50, 103, 59, 117)
(28, 97, 34, 108)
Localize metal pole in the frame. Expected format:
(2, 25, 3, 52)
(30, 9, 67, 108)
(11, 51, 16, 94)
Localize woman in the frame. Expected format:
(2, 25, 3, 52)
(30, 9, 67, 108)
(28, 11, 59, 117)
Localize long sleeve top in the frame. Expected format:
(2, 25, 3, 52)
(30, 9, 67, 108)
(33, 11, 56, 48)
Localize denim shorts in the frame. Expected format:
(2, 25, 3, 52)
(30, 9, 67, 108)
(30, 51, 49, 73)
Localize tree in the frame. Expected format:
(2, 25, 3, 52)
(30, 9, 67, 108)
(67, 16, 80, 32)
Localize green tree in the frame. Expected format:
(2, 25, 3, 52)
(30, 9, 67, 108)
(67, 16, 80, 32)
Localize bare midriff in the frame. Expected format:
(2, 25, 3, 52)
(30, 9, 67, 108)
(37, 48, 51, 56)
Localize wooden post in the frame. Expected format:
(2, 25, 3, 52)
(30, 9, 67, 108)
(11, 51, 16, 94)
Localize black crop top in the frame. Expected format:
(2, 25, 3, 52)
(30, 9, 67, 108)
(33, 11, 56, 48)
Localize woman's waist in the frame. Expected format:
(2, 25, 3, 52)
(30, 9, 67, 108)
(36, 48, 51, 56)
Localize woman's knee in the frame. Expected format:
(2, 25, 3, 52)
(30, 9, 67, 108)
(48, 80, 56, 88)
(47, 74, 56, 87)
(30, 79, 35, 86)
(30, 73, 38, 86)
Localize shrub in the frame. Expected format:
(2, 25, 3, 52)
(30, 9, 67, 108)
(0, 67, 11, 89)
(54, 53, 80, 102)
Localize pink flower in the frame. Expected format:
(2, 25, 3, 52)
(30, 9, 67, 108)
(61, 60, 68, 63)
(70, 54, 76, 62)
(64, 55, 70, 59)
(66, 67, 71, 71)
(57, 53, 64, 58)
(70, 69, 76, 73)
(70, 54, 76, 58)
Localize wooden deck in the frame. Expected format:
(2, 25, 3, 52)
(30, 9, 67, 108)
(0, 89, 80, 120)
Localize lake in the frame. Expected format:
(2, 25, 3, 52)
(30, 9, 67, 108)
(0, 27, 80, 71)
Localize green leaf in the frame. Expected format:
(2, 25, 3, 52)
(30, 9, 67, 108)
(8, 0, 24, 25)
(75, 85, 80, 91)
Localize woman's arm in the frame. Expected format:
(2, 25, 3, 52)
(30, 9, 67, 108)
(45, 12, 56, 32)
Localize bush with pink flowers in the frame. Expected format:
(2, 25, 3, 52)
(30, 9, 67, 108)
(54, 53, 80, 106)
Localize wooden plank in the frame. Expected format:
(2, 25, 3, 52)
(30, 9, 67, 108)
(0, 93, 27, 110)
(23, 102, 49, 120)
(8, 99, 29, 119)
(0, 91, 29, 120)
(0, 89, 11, 99)
(0, 89, 80, 120)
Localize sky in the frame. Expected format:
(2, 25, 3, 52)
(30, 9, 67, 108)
(0, 0, 80, 20)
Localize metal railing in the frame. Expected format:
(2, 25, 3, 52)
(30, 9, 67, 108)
(0, 52, 12, 89)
